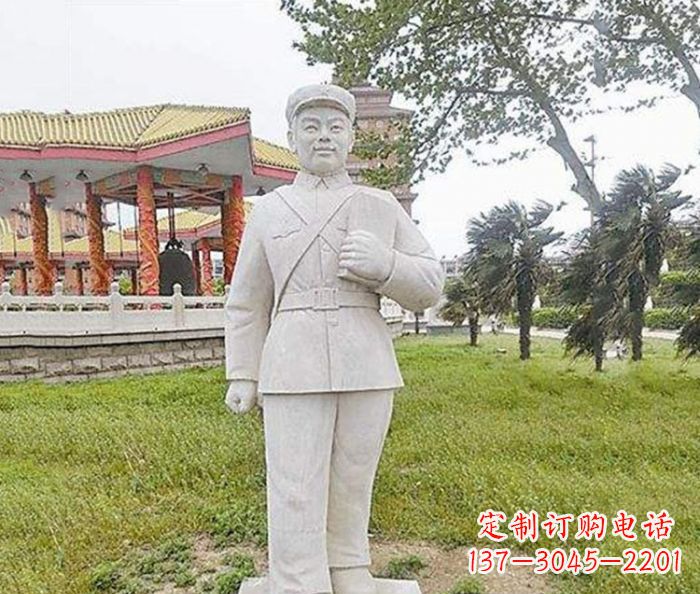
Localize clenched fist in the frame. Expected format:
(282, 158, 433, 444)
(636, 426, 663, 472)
(338, 230, 394, 285)
(225, 380, 262, 414)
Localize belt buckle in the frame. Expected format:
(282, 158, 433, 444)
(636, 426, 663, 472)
(313, 287, 338, 310)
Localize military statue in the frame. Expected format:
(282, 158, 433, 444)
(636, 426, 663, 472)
(224, 83, 444, 594)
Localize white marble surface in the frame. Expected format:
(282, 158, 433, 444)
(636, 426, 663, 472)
(239, 577, 422, 594)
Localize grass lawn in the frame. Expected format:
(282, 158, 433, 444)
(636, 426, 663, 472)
(0, 334, 698, 594)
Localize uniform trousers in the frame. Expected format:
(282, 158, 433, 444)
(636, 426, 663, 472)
(263, 389, 394, 594)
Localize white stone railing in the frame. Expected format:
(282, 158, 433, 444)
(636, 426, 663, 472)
(0, 282, 404, 335)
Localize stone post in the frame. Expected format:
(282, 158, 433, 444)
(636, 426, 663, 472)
(173, 283, 185, 327)
(109, 281, 124, 329)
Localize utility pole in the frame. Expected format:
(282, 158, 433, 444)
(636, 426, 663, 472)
(583, 135, 597, 185)
(582, 135, 604, 224)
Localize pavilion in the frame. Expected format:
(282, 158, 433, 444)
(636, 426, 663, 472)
(0, 104, 298, 296)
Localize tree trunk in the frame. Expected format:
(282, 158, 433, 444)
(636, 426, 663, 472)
(517, 276, 533, 360)
(594, 328, 604, 372)
(468, 314, 479, 347)
(536, 98, 601, 214)
(681, 83, 700, 120)
(504, 59, 601, 214)
(629, 271, 646, 361)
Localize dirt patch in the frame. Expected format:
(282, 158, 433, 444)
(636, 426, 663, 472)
(369, 540, 553, 594)
(153, 536, 553, 594)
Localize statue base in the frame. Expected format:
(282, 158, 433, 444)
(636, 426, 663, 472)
(239, 576, 422, 594)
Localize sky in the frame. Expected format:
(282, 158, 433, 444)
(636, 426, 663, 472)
(1, 0, 699, 259)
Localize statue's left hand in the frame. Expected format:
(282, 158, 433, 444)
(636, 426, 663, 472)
(338, 230, 394, 285)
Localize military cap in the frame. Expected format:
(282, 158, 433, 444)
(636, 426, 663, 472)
(285, 83, 356, 126)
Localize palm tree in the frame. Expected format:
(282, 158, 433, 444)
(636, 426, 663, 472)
(561, 230, 619, 371)
(600, 165, 692, 361)
(439, 269, 483, 346)
(467, 200, 563, 360)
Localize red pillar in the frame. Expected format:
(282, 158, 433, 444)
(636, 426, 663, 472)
(0, 261, 5, 286)
(130, 268, 138, 295)
(192, 247, 201, 295)
(76, 266, 85, 296)
(18, 266, 29, 296)
(221, 175, 245, 286)
(85, 183, 111, 295)
(136, 167, 160, 295)
(200, 239, 213, 296)
(29, 183, 54, 295)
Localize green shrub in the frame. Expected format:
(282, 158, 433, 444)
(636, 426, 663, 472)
(174, 568, 196, 587)
(89, 562, 122, 591)
(659, 270, 700, 307)
(531, 306, 580, 329)
(209, 502, 266, 547)
(118, 274, 133, 296)
(378, 554, 427, 580)
(214, 553, 257, 594)
(213, 277, 226, 296)
(644, 308, 691, 329)
(445, 576, 484, 594)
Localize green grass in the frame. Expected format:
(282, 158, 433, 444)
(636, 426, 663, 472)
(0, 334, 698, 594)
(377, 554, 427, 580)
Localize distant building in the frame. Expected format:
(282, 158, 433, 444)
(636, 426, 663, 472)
(440, 255, 465, 279)
(348, 83, 417, 215)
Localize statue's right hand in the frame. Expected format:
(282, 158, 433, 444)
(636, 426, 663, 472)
(225, 380, 259, 415)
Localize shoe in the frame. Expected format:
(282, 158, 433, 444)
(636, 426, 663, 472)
(330, 566, 377, 594)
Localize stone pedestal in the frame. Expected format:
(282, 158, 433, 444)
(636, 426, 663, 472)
(239, 577, 421, 594)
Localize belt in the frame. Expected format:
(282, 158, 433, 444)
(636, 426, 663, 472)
(278, 288, 380, 312)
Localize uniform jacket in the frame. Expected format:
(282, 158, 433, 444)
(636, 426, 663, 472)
(224, 170, 444, 394)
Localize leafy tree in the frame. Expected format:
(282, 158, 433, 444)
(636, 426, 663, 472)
(439, 270, 483, 346)
(283, 0, 602, 212)
(599, 164, 692, 360)
(593, 0, 700, 119)
(466, 200, 563, 359)
(561, 230, 619, 371)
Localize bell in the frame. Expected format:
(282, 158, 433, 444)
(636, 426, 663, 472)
(159, 238, 196, 296)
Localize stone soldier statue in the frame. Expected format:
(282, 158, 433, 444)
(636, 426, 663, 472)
(224, 83, 444, 594)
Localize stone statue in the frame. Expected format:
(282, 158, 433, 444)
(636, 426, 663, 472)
(224, 83, 444, 594)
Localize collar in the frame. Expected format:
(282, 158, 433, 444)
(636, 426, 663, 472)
(293, 169, 353, 190)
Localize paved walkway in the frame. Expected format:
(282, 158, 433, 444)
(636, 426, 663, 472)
(501, 326, 679, 342)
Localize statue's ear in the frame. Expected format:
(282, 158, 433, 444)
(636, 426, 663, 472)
(287, 128, 296, 153)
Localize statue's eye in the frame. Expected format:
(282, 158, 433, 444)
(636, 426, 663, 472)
(331, 125, 343, 133)
(304, 125, 318, 132)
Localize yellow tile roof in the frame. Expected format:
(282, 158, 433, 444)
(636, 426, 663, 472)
(0, 216, 12, 236)
(0, 104, 249, 149)
(252, 137, 299, 170)
(0, 210, 63, 255)
(155, 210, 220, 232)
(124, 206, 254, 236)
(63, 229, 138, 256)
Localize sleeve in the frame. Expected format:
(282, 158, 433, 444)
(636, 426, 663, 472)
(224, 205, 274, 382)
(376, 203, 445, 312)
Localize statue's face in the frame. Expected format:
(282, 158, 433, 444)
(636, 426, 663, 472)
(288, 105, 354, 176)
